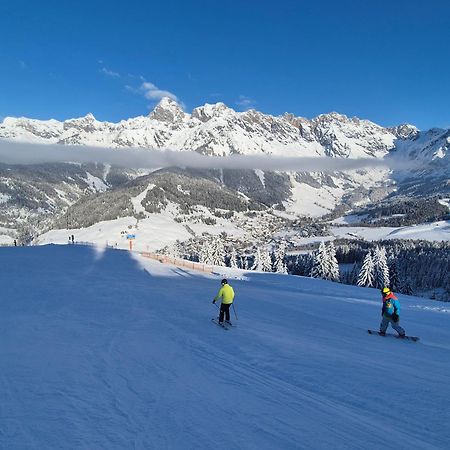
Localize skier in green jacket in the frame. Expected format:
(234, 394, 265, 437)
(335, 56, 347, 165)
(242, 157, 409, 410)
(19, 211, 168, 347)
(212, 279, 235, 325)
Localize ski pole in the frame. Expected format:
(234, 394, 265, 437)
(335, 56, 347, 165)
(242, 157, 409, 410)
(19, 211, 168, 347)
(212, 301, 220, 321)
(232, 303, 238, 320)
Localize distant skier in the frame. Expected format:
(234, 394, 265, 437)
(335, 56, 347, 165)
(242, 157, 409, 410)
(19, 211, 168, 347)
(380, 287, 405, 337)
(212, 279, 235, 325)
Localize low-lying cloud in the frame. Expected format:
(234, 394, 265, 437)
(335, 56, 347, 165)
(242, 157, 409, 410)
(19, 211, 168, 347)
(0, 140, 413, 172)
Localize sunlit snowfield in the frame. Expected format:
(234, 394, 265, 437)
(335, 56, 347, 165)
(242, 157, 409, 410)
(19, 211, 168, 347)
(1, 245, 449, 449)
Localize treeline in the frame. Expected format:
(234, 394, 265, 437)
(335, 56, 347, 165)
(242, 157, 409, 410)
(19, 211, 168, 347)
(163, 234, 449, 301)
(290, 239, 450, 301)
(355, 197, 449, 227)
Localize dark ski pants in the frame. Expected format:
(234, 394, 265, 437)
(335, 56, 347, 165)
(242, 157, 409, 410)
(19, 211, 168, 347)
(380, 316, 405, 336)
(219, 303, 232, 323)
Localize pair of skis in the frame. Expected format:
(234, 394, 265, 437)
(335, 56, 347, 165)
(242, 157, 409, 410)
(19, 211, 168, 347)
(211, 318, 235, 330)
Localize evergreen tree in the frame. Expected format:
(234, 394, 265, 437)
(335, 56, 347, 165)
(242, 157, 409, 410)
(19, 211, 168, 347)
(228, 247, 238, 269)
(388, 258, 401, 292)
(260, 248, 273, 272)
(274, 241, 288, 274)
(167, 240, 182, 259)
(251, 248, 263, 271)
(444, 276, 450, 301)
(357, 251, 374, 287)
(346, 262, 359, 285)
(326, 241, 340, 281)
(401, 278, 414, 296)
(373, 246, 390, 289)
(210, 237, 225, 266)
(296, 253, 314, 277)
(199, 240, 214, 265)
(310, 241, 329, 279)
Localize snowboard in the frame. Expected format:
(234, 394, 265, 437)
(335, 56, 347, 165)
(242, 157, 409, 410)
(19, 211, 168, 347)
(367, 329, 419, 342)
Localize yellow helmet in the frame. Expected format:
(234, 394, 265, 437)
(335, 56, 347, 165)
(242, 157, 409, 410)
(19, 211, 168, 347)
(382, 287, 390, 294)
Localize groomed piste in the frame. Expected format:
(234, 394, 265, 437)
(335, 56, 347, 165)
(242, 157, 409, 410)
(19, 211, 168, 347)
(1, 245, 449, 449)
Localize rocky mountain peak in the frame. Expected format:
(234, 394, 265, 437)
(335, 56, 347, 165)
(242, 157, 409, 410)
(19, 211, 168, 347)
(388, 124, 420, 140)
(84, 112, 96, 121)
(191, 102, 232, 122)
(63, 113, 100, 133)
(313, 112, 354, 125)
(149, 97, 186, 123)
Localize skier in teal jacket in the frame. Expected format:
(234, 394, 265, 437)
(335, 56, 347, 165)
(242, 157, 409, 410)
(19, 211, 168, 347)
(380, 287, 405, 337)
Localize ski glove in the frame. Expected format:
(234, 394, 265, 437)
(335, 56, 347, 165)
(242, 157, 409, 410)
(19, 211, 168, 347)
(212, 300, 216, 304)
(392, 313, 399, 323)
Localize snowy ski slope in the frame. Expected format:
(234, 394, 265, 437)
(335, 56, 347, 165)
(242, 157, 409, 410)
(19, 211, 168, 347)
(1, 245, 449, 449)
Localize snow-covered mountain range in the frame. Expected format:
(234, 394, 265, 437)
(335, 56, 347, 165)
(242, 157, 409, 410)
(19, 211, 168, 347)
(0, 98, 449, 245)
(0, 97, 423, 156)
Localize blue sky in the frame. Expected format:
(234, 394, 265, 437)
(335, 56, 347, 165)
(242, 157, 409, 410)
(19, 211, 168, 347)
(1, 0, 449, 129)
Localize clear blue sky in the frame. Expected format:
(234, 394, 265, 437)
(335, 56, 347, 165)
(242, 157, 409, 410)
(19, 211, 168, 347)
(1, 0, 449, 129)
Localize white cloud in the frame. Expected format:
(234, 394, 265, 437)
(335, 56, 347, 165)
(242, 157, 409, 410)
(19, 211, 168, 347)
(236, 95, 256, 109)
(100, 67, 182, 108)
(100, 67, 120, 78)
(139, 82, 179, 103)
(0, 140, 417, 173)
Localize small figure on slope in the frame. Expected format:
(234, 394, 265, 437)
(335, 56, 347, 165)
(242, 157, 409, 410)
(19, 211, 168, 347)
(380, 287, 405, 338)
(212, 279, 235, 325)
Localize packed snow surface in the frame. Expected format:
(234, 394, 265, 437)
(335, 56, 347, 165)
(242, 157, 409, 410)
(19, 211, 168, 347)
(1, 245, 449, 449)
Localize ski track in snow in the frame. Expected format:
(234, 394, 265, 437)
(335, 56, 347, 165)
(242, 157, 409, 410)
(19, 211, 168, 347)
(0, 245, 449, 449)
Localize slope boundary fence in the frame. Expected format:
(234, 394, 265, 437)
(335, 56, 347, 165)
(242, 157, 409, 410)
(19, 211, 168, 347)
(140, 251, 214, 273)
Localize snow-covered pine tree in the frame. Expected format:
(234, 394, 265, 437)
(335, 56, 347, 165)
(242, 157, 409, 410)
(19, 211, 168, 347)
(228, 247, 238, 269)
(274, 241, 288, 274)
(373, 246, 390, 289)
(210, 237, 225, 266)
(167, 240, 182, 259)
(310, 241, 328, 279)
(260, 249, 273, 272)
(325, 241, 340, 281)
(199, 240, 214, 265)
(251, 248, 263, 271)
(357, 251, 374, 287)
